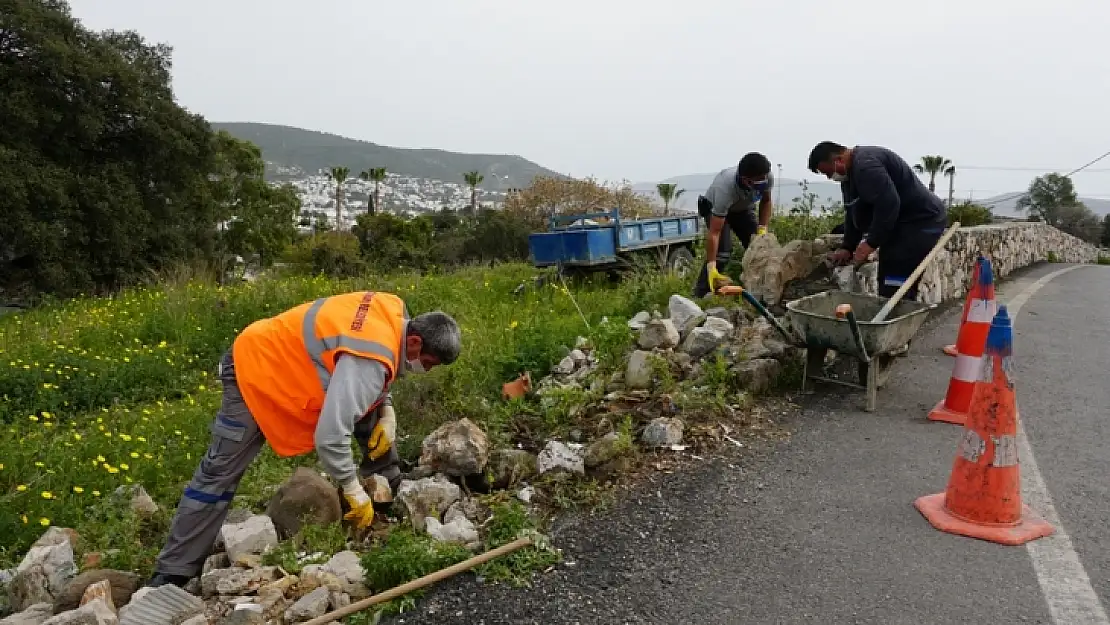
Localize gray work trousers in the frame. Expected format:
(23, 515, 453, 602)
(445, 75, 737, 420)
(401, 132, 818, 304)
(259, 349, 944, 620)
(154, 350, 399, 578)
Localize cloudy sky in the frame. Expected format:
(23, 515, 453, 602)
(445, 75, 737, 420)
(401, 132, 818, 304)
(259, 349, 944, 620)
(66, 0, 1110, 200)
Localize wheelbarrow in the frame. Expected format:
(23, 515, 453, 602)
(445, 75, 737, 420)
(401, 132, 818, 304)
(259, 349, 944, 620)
(718, 222, 957, 411)
(718, 286, 935, 412)
(783, 291, 935, 411)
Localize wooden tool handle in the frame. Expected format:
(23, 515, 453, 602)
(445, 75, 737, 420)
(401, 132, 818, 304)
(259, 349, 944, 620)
(301, 537, 534, 625)
(870, 222, 959, 323)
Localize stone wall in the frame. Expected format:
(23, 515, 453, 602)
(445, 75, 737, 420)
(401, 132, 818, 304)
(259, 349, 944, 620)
(830, 222, 1100, 305)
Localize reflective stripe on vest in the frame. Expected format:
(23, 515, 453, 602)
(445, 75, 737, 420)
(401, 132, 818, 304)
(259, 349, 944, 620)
(301, 296, 405, 392)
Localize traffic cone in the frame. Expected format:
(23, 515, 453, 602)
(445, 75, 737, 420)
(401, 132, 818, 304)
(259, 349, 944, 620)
(941, 255, 985, 357)
(928, 256, 996, 425)
(914, 305, 1054, 546)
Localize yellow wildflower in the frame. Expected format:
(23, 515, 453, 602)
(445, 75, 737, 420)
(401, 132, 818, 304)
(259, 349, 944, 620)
(16, 484, 28, 492)
(41, 491, 54, 499)
(73, 486, 84, 494)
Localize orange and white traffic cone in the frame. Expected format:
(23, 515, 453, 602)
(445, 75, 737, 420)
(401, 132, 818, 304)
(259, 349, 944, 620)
(942, 255, 986, 357)
(914, 305, 1054, 546)
(928, 256, 996, 425)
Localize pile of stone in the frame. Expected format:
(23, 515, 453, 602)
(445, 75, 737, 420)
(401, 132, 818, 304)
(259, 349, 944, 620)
(0, 424, 516, 625)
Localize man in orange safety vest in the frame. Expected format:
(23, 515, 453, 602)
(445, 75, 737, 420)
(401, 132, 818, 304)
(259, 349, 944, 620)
(146, 291, 461, 588)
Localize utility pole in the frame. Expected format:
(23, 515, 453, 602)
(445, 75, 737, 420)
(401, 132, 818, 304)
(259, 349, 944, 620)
(776, 163, 783, 207)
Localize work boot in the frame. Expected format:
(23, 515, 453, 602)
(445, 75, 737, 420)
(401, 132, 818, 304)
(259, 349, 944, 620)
(145, 572, 191, 588)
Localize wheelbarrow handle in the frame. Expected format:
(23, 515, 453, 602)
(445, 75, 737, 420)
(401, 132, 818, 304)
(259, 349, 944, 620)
(717, 285, 798, 345)
(839, 307, 871, 364)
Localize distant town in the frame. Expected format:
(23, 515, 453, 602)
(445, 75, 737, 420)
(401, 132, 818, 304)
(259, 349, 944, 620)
(270, 163, 514, 231)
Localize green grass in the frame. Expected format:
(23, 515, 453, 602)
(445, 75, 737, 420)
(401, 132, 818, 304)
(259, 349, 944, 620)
(0, 262, 689, 561)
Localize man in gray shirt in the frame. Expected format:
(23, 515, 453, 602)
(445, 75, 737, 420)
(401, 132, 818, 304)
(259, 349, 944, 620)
(693, 152, 776, 297)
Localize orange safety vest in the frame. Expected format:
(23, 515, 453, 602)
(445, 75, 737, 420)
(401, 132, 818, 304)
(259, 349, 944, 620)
(232, 291, 409, 457)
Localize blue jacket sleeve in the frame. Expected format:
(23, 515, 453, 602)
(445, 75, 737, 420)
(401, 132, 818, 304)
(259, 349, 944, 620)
(854, 156, 900, 249)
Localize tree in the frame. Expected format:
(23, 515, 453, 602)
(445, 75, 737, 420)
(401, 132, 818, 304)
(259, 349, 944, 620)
(656, 183, 686, 216)
(209, 132, 301, 269)
(463, 171, 484, 217)
(358, 167, 387, 215)
(1015, 173, 1080, 227)
(503, 176, 658, 230)
(943, 164, 956, 208)
(1102, 214, 1110, 248)
(328, 166, 350, 230)
(947, 201, 992, 227)
(913, 155, 952, 193)
(0, 0, 227, 298)
(1054, 202, 1102, 244)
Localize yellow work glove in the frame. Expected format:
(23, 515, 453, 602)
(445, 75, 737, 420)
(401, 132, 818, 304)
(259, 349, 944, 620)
(707, 262, 731, 292)
(368, 405, 396, 461)
(341, 478, 375, 529)
(756, 225, 768, 236)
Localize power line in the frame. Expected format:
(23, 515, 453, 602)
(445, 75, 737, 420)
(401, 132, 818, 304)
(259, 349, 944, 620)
(955, 165, 1110, 173)
(977, 149, 1110, 209)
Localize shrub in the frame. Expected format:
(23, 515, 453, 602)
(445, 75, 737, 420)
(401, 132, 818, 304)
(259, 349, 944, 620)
(948, 202, 993, 227)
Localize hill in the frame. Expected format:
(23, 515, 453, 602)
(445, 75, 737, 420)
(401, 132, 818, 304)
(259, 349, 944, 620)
(212, 122, 565, 190)
(978, 193, 1110, 218)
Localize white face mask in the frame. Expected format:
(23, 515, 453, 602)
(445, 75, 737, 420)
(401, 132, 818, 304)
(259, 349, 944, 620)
(405, 358, 426, 374)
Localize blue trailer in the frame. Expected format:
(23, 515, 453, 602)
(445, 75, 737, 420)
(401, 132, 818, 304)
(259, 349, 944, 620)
(527, 209, 703, 277)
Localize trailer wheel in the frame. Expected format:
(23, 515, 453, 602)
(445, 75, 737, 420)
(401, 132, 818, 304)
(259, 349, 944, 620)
(665, 247, 696, 277)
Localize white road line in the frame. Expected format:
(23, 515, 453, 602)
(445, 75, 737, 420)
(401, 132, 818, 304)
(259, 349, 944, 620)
(1003, 264, 1109, 625)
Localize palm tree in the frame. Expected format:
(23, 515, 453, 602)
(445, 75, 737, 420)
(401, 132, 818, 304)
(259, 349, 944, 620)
(359, 167, 387, 215)
(943, 164, 956, 208)
(328, 166, 350, 229)
(913, 156, 952, 193)
(463, 171, 484, 216)
(656, 183, 686, 216)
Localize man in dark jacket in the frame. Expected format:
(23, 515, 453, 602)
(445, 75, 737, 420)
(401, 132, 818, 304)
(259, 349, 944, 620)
(807, 142, 948, 301)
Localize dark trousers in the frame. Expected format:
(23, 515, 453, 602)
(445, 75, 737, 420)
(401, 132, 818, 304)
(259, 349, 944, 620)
(155, 350, 400, 578)
(693, 197, 759, 297)
(876, 225, 945, 300)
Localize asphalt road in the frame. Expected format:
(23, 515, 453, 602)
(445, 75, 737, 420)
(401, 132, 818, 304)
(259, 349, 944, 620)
(383, 262, 1110, 625)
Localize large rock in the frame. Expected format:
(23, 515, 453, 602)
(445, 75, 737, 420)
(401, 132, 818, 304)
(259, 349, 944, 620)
(52, 571, 139, 615)
(536, 441, 585, 476)
(10, 532, 77, 611)
(418, 418, 490, 477)
(625, 350, 654, 390)
(265, 467, 343, 539)
(424, 517, 480, 549)
(283, 587, 329, 624)
(637, 319, 679, 350)
(641, 417, 684, 448)
(396, 475, 462, 532)
(627, 311, 651, 330)
(321, 551, 370, 600)
(583, 432, 629, 468)
(732, 358, 782, 394)
(486, 449, 538, 489)
(1, 603, 54, 625)
(111, 485, 158, 520)
(741, 235, 821, 307)
(679, 324, 729, 360)
(219, 516, 279, 564)
(668, 295, 706, 338)
(41, 597, 116, 625)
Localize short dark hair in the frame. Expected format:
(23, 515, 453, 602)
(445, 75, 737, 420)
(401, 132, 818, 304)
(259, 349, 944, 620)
(807, 141, 847, 173)
(737, 152, 772, 178)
